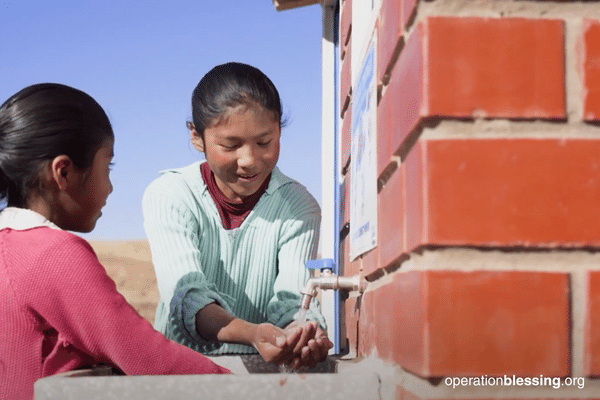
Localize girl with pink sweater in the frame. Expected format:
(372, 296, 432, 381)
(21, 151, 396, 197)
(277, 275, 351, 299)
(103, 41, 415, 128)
(0, 84, 230, 400)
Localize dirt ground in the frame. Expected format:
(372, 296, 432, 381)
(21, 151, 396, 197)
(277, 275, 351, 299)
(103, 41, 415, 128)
(89, 240, 159, 325)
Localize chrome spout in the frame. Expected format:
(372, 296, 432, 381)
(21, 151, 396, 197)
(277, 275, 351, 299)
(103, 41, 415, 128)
(300, 270, 367, 309)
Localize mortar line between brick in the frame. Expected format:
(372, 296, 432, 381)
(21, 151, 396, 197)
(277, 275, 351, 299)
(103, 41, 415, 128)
(396, 248, 600, 273)
(419, 119, 600, 139)
(565, 18, 583, 123)
(366, 250, 600, 298)
(402, 157, 408, 253)
(422, 143, 429, 244)
(418, 0, 600, 20)
(571, 269, 586, 377)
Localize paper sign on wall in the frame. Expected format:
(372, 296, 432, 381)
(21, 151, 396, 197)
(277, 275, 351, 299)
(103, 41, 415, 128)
(349, 39, 377, 260)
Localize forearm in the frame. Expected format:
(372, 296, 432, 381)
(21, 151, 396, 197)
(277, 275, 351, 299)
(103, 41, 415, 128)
(195, 302, 257, 346)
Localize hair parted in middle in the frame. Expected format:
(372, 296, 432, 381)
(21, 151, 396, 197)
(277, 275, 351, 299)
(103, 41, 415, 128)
(190, 62, 287, 138)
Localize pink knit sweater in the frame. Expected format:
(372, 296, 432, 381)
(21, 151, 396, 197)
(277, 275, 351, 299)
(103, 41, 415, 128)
(0, 226, 230, 399)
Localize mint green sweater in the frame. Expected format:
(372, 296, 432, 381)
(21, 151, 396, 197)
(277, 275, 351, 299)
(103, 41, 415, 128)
(142, 162, 325, 354)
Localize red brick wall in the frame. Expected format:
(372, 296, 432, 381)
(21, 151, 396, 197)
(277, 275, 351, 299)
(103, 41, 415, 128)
(338, 0, 600, 398)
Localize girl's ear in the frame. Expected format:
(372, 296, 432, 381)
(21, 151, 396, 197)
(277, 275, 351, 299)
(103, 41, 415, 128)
(189, 127, 205, 153)
(50, 155, 75, 191)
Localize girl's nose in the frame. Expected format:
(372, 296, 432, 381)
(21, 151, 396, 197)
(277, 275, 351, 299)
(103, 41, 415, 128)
(237, 146, 256, 167)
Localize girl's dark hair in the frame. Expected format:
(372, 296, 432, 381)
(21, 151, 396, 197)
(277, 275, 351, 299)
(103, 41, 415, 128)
(0, 83, 113, 208)
(191, 62, 287, 137)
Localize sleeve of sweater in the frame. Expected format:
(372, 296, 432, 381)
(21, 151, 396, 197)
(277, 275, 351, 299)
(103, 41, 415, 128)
(21, 232, 230, 375)
(142, 175, 235, 350)
(267, 184, 327, 330)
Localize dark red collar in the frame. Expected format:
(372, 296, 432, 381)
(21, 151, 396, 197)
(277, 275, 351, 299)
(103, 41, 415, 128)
(200, 162, 270, 230)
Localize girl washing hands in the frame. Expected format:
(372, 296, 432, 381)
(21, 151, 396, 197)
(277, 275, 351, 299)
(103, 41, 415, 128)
(0, 83, 229, 400)
(142, 62, 333, 370)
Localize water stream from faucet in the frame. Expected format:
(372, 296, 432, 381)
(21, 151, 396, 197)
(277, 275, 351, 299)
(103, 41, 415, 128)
(278, 306, 309, 373)
(296, 307, 308, 325)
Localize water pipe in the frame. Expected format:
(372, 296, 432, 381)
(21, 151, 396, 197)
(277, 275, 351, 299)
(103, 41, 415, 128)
(300, 259, 367, 310)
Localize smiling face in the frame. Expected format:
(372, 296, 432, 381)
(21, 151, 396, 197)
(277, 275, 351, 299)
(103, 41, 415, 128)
(192, 106, 280, 202)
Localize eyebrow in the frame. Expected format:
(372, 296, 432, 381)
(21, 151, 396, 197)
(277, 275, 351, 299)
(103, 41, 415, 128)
(218, 131, 275, 141)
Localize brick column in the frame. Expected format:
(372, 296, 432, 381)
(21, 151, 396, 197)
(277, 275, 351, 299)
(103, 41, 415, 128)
(339, 1, 600, 398)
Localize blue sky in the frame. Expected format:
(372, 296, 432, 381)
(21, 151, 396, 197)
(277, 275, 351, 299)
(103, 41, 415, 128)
(1, 0, 324, 240)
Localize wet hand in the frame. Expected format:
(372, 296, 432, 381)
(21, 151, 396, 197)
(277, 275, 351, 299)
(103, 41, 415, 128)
(251, 323, 302, 365)
(284, 321, 333, 370)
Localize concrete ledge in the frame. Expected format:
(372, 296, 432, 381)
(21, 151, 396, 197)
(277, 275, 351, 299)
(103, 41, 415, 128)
(34, 369, 381, 400)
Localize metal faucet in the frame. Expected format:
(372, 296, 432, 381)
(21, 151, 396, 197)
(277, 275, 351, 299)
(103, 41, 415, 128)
(300, 259, 368, 309)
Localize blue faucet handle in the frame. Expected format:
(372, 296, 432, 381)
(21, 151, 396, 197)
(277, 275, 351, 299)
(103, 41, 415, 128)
(305, 258, 335, 271)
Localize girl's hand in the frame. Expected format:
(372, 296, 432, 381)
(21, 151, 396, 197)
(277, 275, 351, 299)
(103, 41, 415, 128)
(250, 323, 303, 365)
(284, 321, 334, 370)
